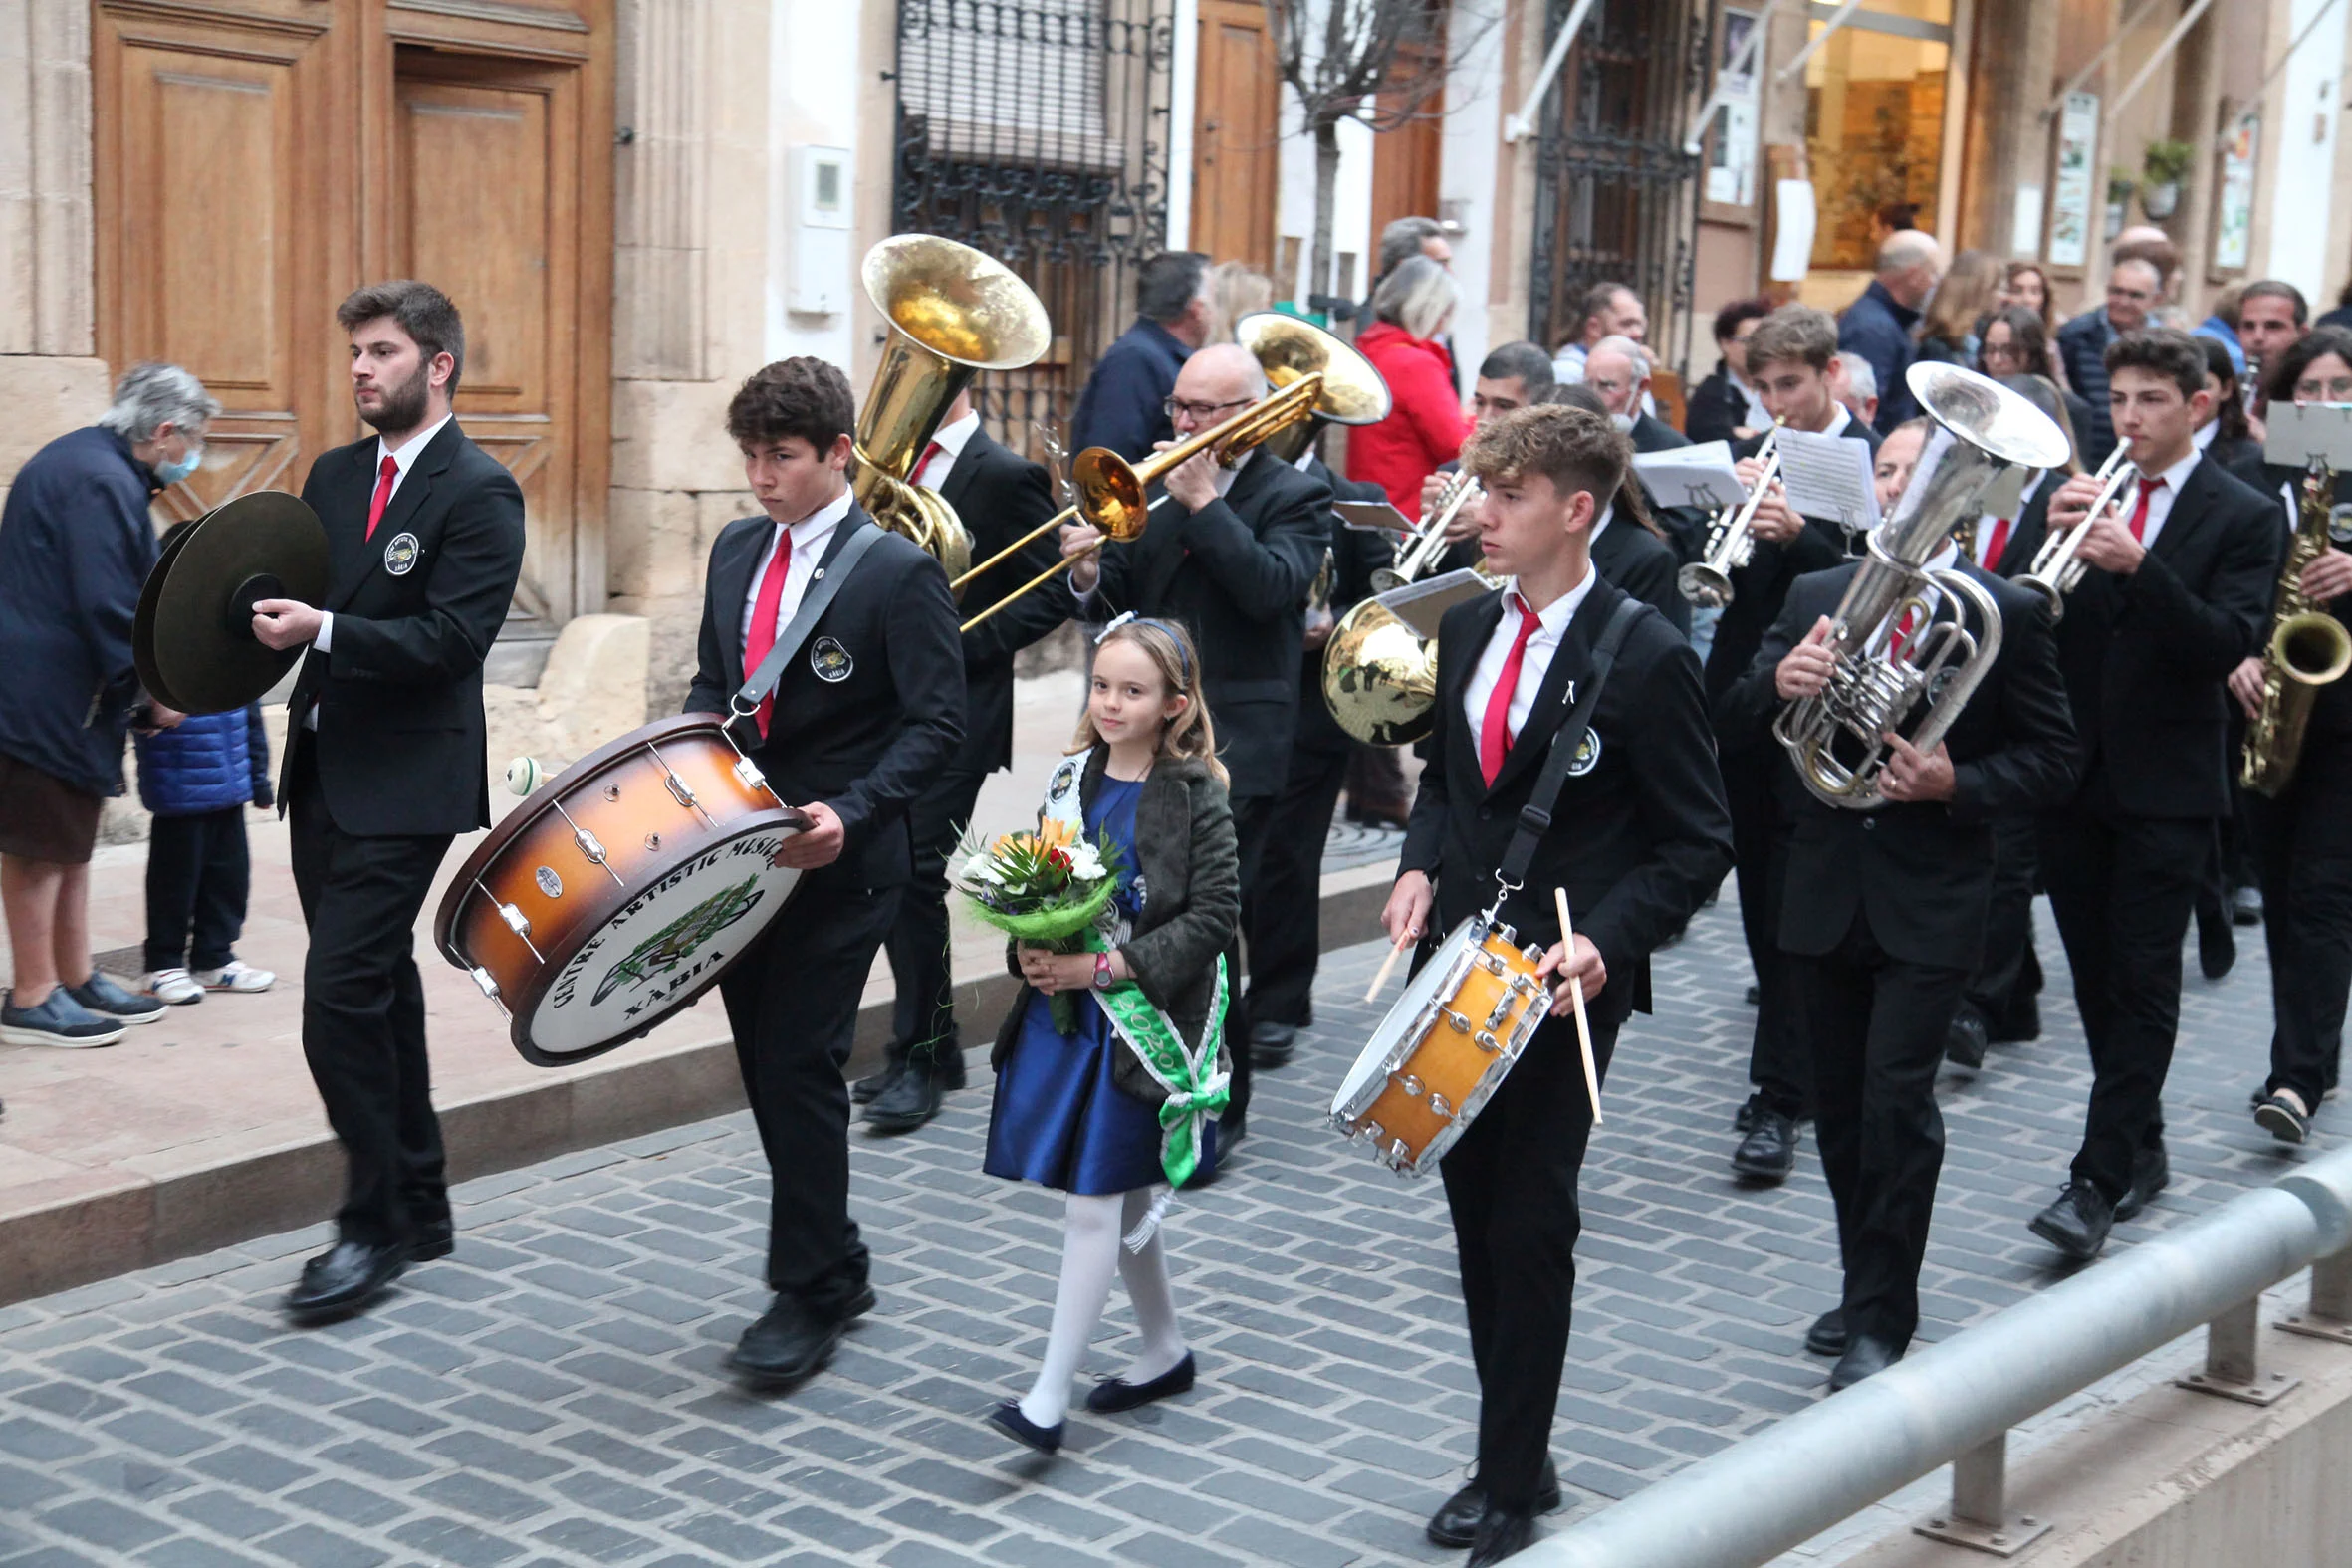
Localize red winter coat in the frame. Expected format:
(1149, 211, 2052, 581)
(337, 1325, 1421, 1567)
(1346, 321, 1474, 515)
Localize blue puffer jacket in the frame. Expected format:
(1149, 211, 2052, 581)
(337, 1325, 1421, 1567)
(134, 704, 271, 816)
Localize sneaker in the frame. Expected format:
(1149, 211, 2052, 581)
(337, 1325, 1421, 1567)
(0, 988, 127, 1048)
(194, 960, 275, 994)
(2255, 1088, 2312, 1146)
(143, 968, 205, 1006)
(67, 973, 165, 1025)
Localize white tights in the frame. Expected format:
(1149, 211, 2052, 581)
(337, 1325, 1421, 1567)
(1017, 1188, 1189, 1428)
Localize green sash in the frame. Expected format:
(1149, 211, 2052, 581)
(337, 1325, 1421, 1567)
(1089, 936, 1230, 1190)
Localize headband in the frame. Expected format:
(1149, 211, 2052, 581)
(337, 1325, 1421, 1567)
(1094, 611, 1192, 684)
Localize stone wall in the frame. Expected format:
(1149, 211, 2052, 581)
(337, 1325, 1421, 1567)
(0, 0, 100, 509)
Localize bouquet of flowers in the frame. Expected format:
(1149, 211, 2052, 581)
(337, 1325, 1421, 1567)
(951, 817, 1127, 1034)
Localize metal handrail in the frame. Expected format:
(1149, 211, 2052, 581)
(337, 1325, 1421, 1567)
(1526, 1146, 2352, 1568)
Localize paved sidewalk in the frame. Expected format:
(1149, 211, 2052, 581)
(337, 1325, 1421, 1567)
(0, 887, 2316, 1567)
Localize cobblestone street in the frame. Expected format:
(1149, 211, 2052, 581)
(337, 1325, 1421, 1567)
(0, 889, 2318, 1568)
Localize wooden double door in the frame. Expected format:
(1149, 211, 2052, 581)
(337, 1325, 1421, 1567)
(93, 0, 613, 627)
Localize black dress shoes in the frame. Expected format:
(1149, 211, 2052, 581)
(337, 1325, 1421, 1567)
(1426, 1461, 1561, 1548)
(286, 1240, 407, 1317)
(1829, 1333, 1902, 1392)
(1465, 1505, 1540, 1565)
(2114, 1146, 2169, 1222)
(1731, 1111, 1797, 1182)
(986, 1400, 1063, 1456)
(1803, 1307, 1847, 1358)
(2029, 1180, 2115, 1261)
(1085, 1351, 1195, 1413)
(1249, 1021, 1297, 1067)
(851, 1063, 899, 1105)
(408, 1219, 455, 1263)
(864, 1068, 945, 1133)
(1945, 1010, 1989, 1071)
(730, 1293, 858, 1384)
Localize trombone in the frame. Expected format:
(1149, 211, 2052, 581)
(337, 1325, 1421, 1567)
(2017, 443, 2132, 617)
(1373, 469, 1483, 593)
(1678, 422, 1782, 608)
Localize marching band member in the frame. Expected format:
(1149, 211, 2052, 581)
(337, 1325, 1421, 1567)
(1717, 416, 2076, 1389)
(1062, 342, 1332, 1138)
(2027, 329, 2280, 1260)
(1707, 307, 1881, 1185)
(1547, 383, 1689, 634)
(684, 358, 965, 1381)
(861, 388, 1070, 1134)
(1382, 404, 1731, 1563)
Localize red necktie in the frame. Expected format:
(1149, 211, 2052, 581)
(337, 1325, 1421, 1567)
(1478, 604, 1544, 785)
(2123, 476, 2165, 542)
(365, 453, 398, 541)
(1888, 605, 1921, 661)
(918, 440, 946, 485)
(1982, 516, 2012, 571)
(741, 529, 793, 739)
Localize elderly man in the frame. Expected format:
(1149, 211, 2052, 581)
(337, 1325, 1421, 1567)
(0, 363, 213, 1047)
(2055, 255, 2164, 468)
(1553, 281, 1646, 383)
(1070, 250, 1211, 462)
(1063, 342, 1331, 1142)
(1831, 351, 1880, 429)
(1838, 229, 1944, 434)
(1584, 336, 1683, 454)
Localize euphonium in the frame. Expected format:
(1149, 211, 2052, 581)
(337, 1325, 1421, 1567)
(2016, 442, 2133, 617)
(1772, 364, 2071, 809)
(2242, 461, 2352, 796)
(851, 235, 1052, 582)
(1678, 422, 1780, 608)
(1374, 469, 1483, 593)
(1321, 595, 1441, 746)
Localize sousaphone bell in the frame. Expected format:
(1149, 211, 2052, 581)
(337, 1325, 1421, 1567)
(133, 491, 330, 714)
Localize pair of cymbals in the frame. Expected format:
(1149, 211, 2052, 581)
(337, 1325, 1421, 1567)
(134, 491, 329, 715)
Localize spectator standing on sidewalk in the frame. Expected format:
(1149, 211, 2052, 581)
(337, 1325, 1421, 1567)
(0, 362, 211, 1048)
(135, 700, 277, 1005)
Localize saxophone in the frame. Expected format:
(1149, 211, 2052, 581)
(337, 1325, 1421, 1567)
(2242, 461, 2352, 797)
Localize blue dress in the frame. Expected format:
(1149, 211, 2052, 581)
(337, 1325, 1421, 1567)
(984, 776, 1219, 1194)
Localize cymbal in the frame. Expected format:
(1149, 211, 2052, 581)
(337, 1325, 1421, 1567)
(134, 491, 329, 714)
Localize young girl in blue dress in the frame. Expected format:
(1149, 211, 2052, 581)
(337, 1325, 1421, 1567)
(983, 616, 1240, 1455)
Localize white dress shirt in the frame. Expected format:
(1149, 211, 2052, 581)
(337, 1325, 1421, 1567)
(914, 411, 981, 492)
(740, 488, 855, 663)
(2124, 447, 2203, 552)
(2192, 418, 2218, 453)
(1463, 565, 1600, 742)
(307, 414, 453, 721)
(1588, 501, 1614, 548)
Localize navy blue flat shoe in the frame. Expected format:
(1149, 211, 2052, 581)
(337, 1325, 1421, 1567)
(1085, 1351, 1196, 1413)
(987, 1400, 1063, 1455)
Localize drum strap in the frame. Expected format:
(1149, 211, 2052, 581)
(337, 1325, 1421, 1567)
(728, 520, 888, 735)
(1496, 595, 1649, 894)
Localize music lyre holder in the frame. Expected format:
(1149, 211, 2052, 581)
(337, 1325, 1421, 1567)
(2263, 402, 2352, 471)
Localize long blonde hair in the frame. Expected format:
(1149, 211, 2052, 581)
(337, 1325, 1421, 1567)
(1068, 616, 1228, 785)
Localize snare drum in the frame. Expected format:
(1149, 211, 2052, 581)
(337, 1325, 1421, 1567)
(433, 714, 809, 1067)
(1331, 918, 1553, 1174)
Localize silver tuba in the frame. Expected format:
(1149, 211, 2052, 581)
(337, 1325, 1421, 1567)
(1678, 422, 1780, 607)
(1771, 363, 2071, 810)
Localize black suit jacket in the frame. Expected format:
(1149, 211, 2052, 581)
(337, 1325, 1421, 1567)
(283, 423, 526, 835)
(1716, 560, 2079, 968)
(683, 503, 965, 890)
(1590, 512, 1690, 639)
(1091, 449, 1331, 798)
(2051, 454, 2282, 817)
(1683, 369, 1750, 446)
(941, 429, 1068, 774)
(1399, 579, 1735, 1011)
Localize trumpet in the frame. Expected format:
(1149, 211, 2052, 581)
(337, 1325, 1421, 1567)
(1678, 422, 1781, 608)
(1373, 470, 1483, 593)
(2016, 443, 2133, 617)
(1772, 364, 2070, 809)
(2242, 460, 2352, 796)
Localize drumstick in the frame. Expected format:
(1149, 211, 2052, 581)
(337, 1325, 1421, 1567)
(1553, 887, 1603, 1126)
(1364, 926, 1414, 1002)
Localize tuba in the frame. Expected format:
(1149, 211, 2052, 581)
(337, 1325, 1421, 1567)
(2242, 460, 2352, 796)
(1772, 364, 2071, 809)
(851, 235, 1053, 582)
(1678, 422, 1781, 607)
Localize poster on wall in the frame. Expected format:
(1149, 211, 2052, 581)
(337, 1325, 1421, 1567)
(2215, 111, 2258, 271)
(2049, 92, 2099, 269)
(1706, 8, 1761, 207)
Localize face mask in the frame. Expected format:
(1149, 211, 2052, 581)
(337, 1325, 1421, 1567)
(155, 441, 202, 486)
(1609, 412, 1635, 434)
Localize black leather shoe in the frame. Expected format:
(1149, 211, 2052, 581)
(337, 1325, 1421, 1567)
(1734, 1092, 1762, 1133)
(1731, 1111, 1797, 1182)
(1426, 1461, 1562, 1548)
(864, 1067, 945, 1134)
(851, 1062, 901, 1105)
(729, 1296, 845, 1383)
(2198, 904, 2236, 980)
(1945, 1010, 1988, 1070)
(408, 1219, 454, 1263)
(2114, 1146, 2169, 1223)
(2029, 1181, 2114, 1261)
(2233, 885, 2264, 926)
(1086, 1351, 1196, 1413)
(1465, 1505, 1540, 1566)
(286, 1240, 406, 1316)
(1249, 1021, 1297, 1067)
(1803, 1307, 1847, 1358)
(1829, 1333, 1902, 1391)
(987, 1400, 1063, 1456)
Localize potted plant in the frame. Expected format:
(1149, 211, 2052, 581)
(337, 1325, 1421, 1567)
(2105, 168, 2135, 240)
(2140, 138, 2194, 219)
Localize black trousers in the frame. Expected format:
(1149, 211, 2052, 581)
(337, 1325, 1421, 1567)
(287, 748, 452, 1248)
(879, 760, 992, 1082)
(1788, 917, 1970, 1350)
(144, 805, 251, 973)
(2039, 785, 2211, 1202)
(1441, 995, 1627, 1512)
(719, 877, 899, 1315)
(1244, 733, 1350, 1029)
(1960, 815, 2042, 1039)
(1225, 792, 1275, 1125)
(2255, 731, 2352, 1106)
(1723, 746, 1806, 1118)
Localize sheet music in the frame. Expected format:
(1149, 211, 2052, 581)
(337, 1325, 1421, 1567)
(1629, 444, 1746, 511)
(1377, 568, 1492, 638)
(1334, 498, 1417, 534)
(1774, 427, 1882, 533)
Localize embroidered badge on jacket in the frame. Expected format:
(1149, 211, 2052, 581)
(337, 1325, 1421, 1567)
(383, 532, 421, 576)
(810, 636, 854, 682)
(1566, 729, 1602, 777)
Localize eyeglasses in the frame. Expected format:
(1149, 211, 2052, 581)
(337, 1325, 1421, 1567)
(1163, 396, 1254, 422)
(2295, 375, 2352, 402)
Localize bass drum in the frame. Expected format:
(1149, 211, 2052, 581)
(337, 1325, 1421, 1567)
(433, 715, 810, 1067)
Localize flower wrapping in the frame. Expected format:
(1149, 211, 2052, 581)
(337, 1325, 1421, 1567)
(950, 816, 1128, 1034)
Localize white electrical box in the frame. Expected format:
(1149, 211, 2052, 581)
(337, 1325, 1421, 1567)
(788, 144, 852, 316)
